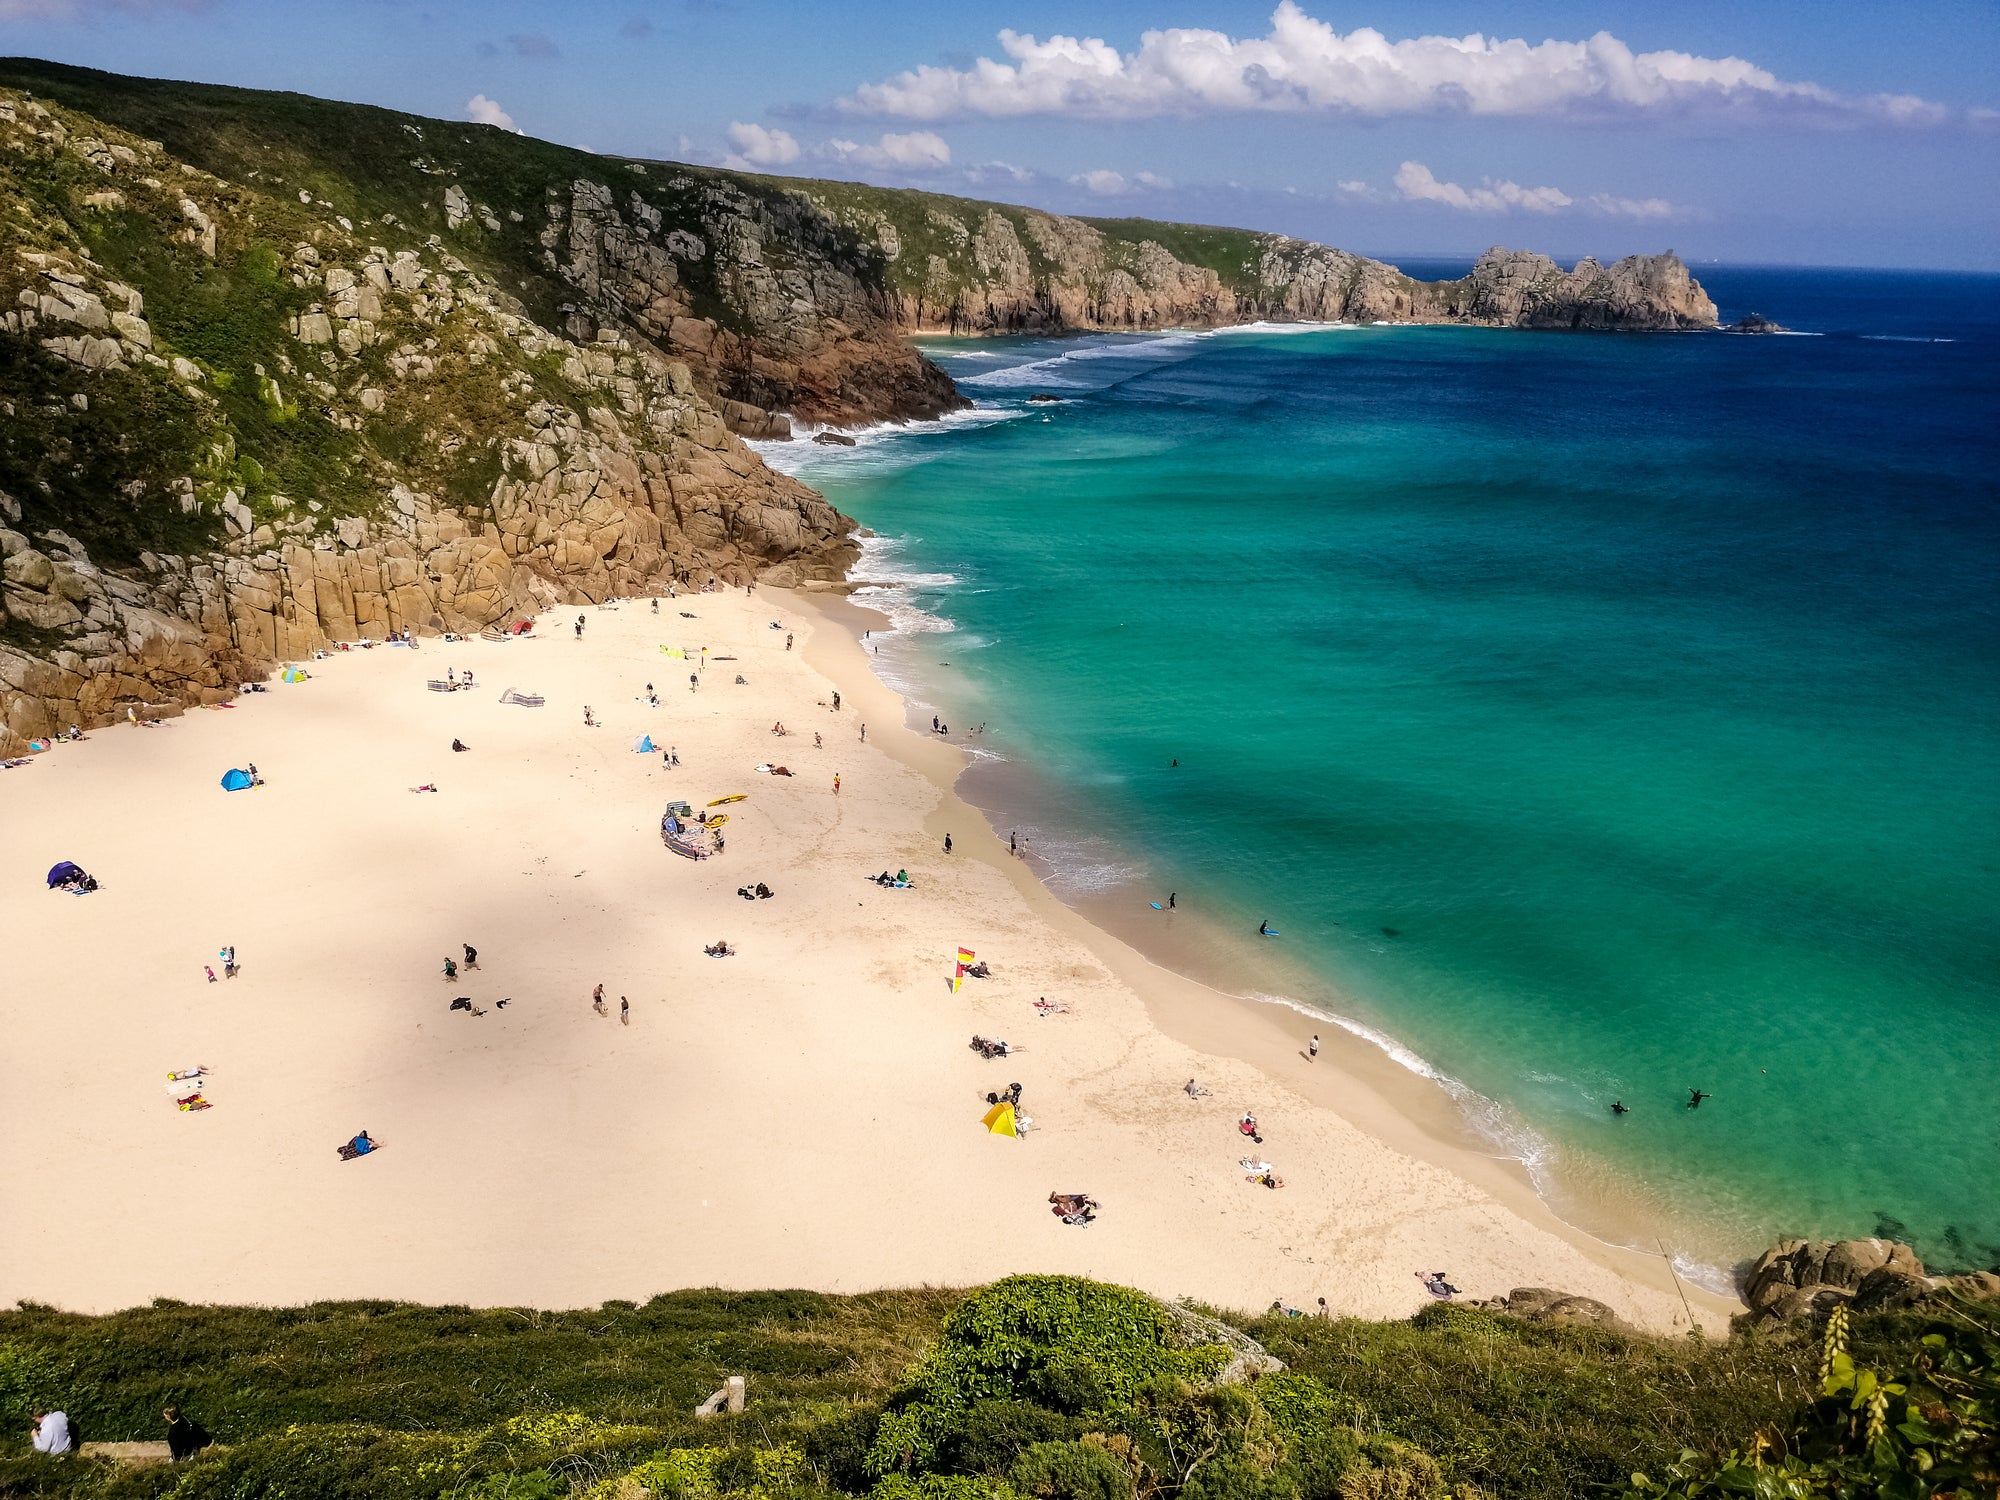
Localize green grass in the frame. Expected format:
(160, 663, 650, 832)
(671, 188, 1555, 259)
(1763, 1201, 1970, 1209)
(1, 1280, 1988, 1500)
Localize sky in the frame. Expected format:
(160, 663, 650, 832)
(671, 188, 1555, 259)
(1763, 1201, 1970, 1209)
(1, 0, 1996, 269)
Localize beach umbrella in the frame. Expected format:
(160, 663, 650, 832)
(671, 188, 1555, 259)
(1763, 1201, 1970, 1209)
(981, 1101, 1016, 1137)
(219, 768, 254, 791)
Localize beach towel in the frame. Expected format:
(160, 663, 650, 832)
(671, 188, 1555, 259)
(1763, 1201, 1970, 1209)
(499, 688, 545, 707)
(176, 1093, 211, 1111)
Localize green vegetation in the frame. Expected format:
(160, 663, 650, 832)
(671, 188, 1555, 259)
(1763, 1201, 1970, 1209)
(0, 1277, 1991, 1500)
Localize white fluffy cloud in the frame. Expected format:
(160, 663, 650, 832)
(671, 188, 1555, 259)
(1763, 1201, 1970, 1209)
(723, 121, 801, 169)
(820, 130, 951, 172)
(1394, 161, 1677, 219)
(1067, 168, 1173, 195)
(841, 2, 1949, 128)
(465, 95, 520, 133)
(1394, 161, 1570, 214)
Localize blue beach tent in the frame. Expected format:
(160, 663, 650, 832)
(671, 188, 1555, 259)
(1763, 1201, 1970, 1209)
(46, 861, 83, 888)
(220, 768, 254, 791)
(633, 735, 656, 754)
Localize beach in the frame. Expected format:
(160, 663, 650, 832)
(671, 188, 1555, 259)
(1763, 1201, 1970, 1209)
(0, 586, 1730, 1329)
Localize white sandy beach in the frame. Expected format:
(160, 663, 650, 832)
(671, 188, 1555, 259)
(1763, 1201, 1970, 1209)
(0, 587, 1731, 1329)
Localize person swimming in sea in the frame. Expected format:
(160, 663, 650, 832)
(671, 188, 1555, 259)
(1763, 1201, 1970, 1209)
(1611, 1100, 1629, 1115)
(1686, 1088, 1710, 1110)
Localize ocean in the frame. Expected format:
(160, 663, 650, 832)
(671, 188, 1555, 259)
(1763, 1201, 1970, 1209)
(758, 265, 2000, 1285)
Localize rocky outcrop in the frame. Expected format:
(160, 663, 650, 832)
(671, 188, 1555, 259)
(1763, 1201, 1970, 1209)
(1418, 249, 1717, 331)
(1733, 1238, 1999, 1330)
(1472, 1286, 1635, 1333)
(1723, 314, 1787, 334)
(535, 175, 963, 427)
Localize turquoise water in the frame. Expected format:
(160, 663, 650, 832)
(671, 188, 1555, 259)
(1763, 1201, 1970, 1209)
(764, 268, 2000, 1280)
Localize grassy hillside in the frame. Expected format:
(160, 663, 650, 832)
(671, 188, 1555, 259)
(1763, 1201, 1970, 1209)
(2, 1277, 1991, 1500)
(0, 58, 1306, 321)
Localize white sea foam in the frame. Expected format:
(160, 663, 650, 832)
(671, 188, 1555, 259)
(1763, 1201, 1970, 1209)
(748, 405, 1026, 476)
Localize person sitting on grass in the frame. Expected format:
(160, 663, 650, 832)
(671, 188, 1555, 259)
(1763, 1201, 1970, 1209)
(163, 1406, 212, 1463)
(29, 1409, 72, 1455)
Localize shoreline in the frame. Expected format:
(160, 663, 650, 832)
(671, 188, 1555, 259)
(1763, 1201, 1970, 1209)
(792, 584, 1739, 1324)
(1, 584, 1734, 1330)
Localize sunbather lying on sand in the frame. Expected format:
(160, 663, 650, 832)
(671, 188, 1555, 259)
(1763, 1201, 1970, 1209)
(337, 1130, 376, 1161)
(1048, 1192, 1099, 1225)
(970, 1035, 1013, 1059)
(1034, 998, 1070, 1016)
(704, 940, 735, 958)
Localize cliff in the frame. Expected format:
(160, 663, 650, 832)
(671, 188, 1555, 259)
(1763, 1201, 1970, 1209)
(0, 60, 1716, 749)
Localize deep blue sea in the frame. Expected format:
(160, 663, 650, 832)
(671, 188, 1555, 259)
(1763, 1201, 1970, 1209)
(760, 265, 2000, 1282)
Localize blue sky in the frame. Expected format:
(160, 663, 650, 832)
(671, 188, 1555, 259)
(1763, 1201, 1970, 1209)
(2, 0, 1995, 268)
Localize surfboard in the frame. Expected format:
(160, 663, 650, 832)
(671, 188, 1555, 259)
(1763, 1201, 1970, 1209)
(707, 794, 747, 806)
(1150, 902, 1163, 910)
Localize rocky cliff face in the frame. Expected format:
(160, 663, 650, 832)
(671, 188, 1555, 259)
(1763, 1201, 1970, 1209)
(0, 86, 853, 753)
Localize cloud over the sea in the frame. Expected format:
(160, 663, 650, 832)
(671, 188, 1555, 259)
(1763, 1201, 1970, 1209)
(839, 1, 1953, 128)
(1393, 162, 1675, 219)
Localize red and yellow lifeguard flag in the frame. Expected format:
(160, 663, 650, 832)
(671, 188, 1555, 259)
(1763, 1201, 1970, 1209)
(953, 946, 975, 993)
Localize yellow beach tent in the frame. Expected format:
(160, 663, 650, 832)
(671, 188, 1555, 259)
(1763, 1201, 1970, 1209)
(981, 1101, 1016, 1137)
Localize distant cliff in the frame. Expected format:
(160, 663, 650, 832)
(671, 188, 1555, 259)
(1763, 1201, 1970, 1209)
(0, 59, 1715, 748)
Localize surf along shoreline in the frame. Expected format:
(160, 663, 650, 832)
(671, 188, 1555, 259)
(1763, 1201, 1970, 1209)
(789, 576, 1739, 1321)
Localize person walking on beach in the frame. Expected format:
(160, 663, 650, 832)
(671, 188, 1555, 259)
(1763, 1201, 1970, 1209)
(859, 723, 867, 743)
(592, 983, 606, 1016)
(689, 673, 699, 694)
(574, 615, 584, 640)
(205, 965, 217, 983)
(620, 996, 630, 1026)
(833, 772, 841, 795)
(1168, 892, 1176, 909)
(442, 957, 458, 981)
(944, 833, 953, 854)
(832, 690, 840, 711)
(786, 633, 794, 651)
(221, 945, 237, 978)
(463, 943, 478, 970)
(1309, 1034, 1320, 1063)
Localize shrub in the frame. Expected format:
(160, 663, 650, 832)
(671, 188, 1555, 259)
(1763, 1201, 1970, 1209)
(948, 1401, 1077, 1477)
(868, 1279, 1227, 1477)
(1008, 1444, 1135, 1500)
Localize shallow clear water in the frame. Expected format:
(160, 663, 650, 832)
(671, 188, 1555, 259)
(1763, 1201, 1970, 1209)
(766, 267, 2000, 1277)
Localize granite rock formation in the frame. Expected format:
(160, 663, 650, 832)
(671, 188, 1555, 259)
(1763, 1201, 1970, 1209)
(1736, 1237, 1999, 1331)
